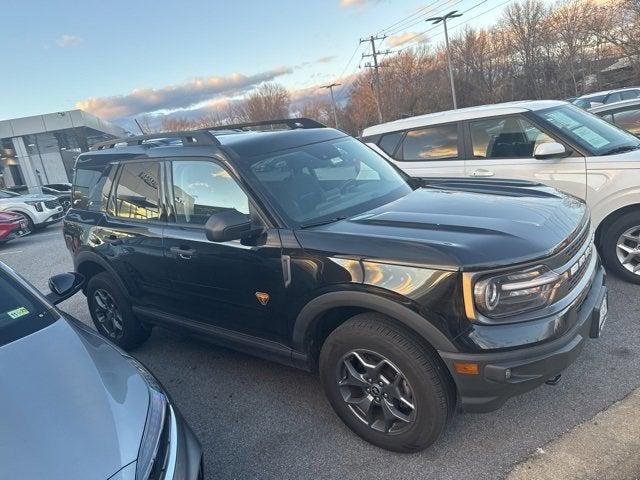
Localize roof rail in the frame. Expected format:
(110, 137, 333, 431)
(208, 117, 326, 131)
(90, 130, 219, 150)
(89, 117, 326, 151)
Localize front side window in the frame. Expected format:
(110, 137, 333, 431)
(535, 105, 640, 156)
(606, 92, 621, 104)
(0, 269, 55, 348)
(171, 160, 249, 225)
(613, 108, 640, 135)
(113, 162, 160, 220)
(244, 136, 411, 225)
(399, 124, 458, 161)
(470, 117, 554, 158)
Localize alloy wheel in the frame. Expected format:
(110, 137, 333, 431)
(336, 349, 416, 434)
(616, 225, 640, 276)
(92, 289, 124, 339)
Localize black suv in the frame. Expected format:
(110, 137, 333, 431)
(64, 119, 607, 452)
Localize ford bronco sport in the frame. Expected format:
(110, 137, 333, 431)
(64, 119, 607, 452)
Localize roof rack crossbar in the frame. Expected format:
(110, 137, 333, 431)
(91, 130, 219, 150)
(208, 117, 325, 131)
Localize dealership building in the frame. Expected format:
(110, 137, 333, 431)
(0, 110, 127, 188)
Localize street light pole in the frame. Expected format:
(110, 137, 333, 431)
(427, 10, 462, 110)
(321, 83, 342, 128)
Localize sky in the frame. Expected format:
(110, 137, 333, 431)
(1, 0, 511, 130)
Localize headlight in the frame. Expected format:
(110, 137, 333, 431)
(471, 265, 561, 318)
(26, 201, 43, 212)
(126, 356, 168, 480)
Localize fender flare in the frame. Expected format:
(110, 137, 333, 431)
(6, 208, 35, 223)
(74, 250, 131, 298)
(292, 290, 457, 354)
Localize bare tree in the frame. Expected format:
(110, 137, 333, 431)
(232, 82, 291, 122)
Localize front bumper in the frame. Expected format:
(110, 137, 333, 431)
(439, 263, 607, 413)
(34, 207, 64, 226)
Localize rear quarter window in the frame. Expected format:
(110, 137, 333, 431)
(73, 162, 115, 212)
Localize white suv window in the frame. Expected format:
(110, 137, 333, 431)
(470, 117, 553, 159)
(399, 124, 458, 161)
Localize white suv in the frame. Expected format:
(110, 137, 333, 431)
(362, 100, 640, 283)
(0, 189, 64, 232)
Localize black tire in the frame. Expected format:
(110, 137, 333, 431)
(86, 272, 151, 349)
(319, 312, 453, 453)
(11, 212, 34, 232)
(600, 210, 640, 284)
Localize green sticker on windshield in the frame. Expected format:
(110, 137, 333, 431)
(7, 307, 29, 319)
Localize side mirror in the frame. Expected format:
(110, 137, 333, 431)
(205, 209, 253, 242)
(46, 273, 85, 305)
(534, 142, 567, 159)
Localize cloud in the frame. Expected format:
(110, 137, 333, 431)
(56, 35, 83, 48)
(76, 67, 293, 120)
(297, 56, 337, 69)
(339, 0, 380, 8)
(386, 32, 423, 48)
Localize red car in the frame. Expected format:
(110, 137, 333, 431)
(0, 212, 29, 245)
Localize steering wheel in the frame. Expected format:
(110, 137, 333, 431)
(340, 178, 358, 194)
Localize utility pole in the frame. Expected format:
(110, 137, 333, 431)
(426, 10, 462, 110)
(320, 83, 342, 128)
(360, 35, 391, 123)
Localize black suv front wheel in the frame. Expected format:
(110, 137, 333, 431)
(86, 272, 151, 349)
(319, 313, 453, 452)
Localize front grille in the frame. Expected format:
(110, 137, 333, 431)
(44, 200, 60, 209)
(550, 231, 595, 304)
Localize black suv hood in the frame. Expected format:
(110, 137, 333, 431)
(295, 182, 588, 270)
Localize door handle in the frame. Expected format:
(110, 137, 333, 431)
(170, 246, 197, 260)
(471, 169, 495, 177)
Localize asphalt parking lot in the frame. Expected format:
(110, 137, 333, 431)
(2, 223, 640, 480)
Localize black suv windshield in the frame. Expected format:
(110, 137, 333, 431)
(0, 269, 55, 348)
(244, 136, 412, 226)
(535, 105, 640, 156)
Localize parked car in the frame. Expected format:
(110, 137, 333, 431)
(361, 100, 640, 284)
(0, 188, 64, 231)
(0, 212, 29, 244)
(64, 119, 607, 452)
(0, 261, 203, 479)
(7, 184, 72, 211)
(572, 87, 640, 109)
(590, 98, 640, 136)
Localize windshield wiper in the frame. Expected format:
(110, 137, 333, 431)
(601, 144, 640, 156)
(299, 216, 348, 229)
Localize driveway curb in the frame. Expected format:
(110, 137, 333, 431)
(507, 388, 640, 480)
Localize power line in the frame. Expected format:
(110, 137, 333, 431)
(396, 0, 498, 52)
(376, 0, 450, 36)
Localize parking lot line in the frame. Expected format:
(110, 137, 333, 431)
(0, 250, 23, 256)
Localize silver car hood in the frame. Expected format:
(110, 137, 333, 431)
(0, 318, 149, 480)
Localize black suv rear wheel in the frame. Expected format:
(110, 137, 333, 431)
(319, 313, 453, 452)
(86, 272, 151, 349)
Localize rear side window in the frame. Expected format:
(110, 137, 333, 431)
(73, 163, 115, 211)
(378, 132, 403, 157)
(620, 90, 639, 100)
(613, 108, 640, 135)
(113, 161, 161, 220)
(398, 124, 458, 161)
